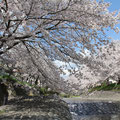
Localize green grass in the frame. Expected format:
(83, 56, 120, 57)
(59, 93, 71, 98)
(89, 82, 120, 93)
(59, 93, 80, 98)
(70, 95, 80, 98)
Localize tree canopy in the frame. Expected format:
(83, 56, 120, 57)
(0, 0, 120, 93)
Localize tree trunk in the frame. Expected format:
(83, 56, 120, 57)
(0, 83, 8, 106)
(118, 80, 120, 84)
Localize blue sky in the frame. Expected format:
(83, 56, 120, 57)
(104, 0, 120, 40)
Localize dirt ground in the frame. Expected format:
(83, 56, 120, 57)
(0, 96, 72, 120)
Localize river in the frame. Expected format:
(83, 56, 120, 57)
(64, 98, 120, 120)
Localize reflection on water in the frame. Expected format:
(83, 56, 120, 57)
(73, 114, 120, 120)
(68, 102, 120, 120)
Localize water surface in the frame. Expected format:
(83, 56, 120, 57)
(64, 99, 120, 120)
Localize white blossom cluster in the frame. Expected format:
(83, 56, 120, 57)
(0, 0, 120, 93)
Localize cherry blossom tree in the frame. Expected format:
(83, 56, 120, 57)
(0, 0, 119, 59)
(0, 0, 120, 94)
(75, 40, 120, 90)
(95, 40, 120, 83)
(7, 44, 65, 91)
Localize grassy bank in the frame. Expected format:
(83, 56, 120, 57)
(89, 82, 120, 93)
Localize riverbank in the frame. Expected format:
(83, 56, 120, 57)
(63, 91, 120, 120)
(63, 91, 120, 103)
(0, 96, 72, 120)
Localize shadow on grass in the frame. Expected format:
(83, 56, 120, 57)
(0, 96, 72, 120)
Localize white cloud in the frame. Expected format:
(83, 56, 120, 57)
(54, 60, 77, 79)
(54, 49, 90, 79)
(54, 60, 77, 69)
(54, 60, 66, 67)
(79, 49, 91, 57)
